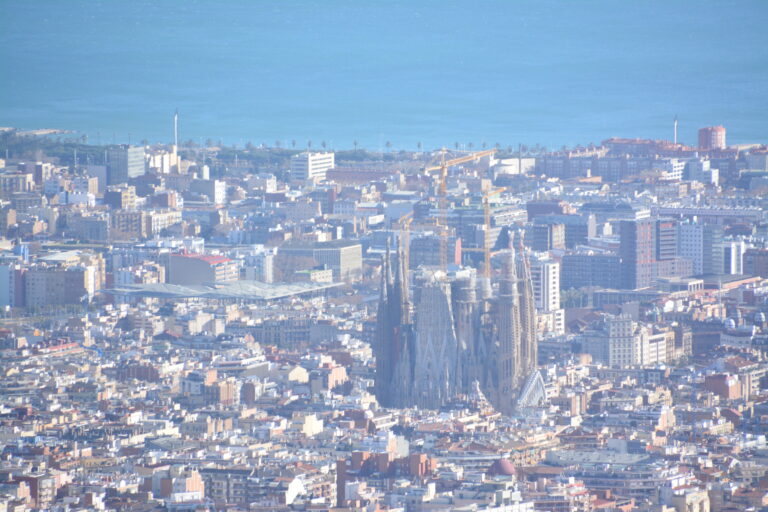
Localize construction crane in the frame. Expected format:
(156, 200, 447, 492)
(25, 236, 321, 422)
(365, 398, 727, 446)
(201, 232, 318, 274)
(422, 148, 497, 268)
(463, 186, 506, 278)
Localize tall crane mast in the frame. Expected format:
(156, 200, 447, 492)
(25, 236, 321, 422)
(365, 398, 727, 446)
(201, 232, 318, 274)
(462, 186, 506, 278)
(422, 148, 497, 268)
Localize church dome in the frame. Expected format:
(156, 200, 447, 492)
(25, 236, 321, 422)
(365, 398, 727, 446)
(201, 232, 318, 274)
(487, 458, 516, 476)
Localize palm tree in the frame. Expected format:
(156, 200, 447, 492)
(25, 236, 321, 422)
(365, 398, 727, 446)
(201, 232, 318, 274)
(353, 140, 358, 152)
(385, 140, 392, 152)
(454, 141, 460, 150)
(291, 139, 296, 149)
(468, 142, 474, 151)
(495, 142, 500, 150)
(417, 141, 422, 152)
(521, 144, 528, 155)
(321, 140, 327, 151)
(481, 141, 487, 150)
(307, 140, 312, 149)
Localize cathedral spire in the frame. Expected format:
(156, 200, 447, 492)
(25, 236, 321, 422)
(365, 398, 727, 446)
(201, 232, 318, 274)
(515, 231, 538, 380)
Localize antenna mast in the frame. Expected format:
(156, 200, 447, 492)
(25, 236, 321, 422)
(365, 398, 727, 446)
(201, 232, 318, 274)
(174, 109, 179, 149)
(674, 115, 678, 145)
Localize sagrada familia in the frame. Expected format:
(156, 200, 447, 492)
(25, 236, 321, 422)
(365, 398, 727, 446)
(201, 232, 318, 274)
(374, 234, 538, 415)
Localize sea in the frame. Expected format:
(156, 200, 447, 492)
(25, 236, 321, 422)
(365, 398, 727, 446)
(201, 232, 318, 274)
(1, 0, 767, 151)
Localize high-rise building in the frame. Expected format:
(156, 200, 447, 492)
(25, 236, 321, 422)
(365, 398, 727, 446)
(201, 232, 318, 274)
(619, 219, 655, 289)
(107, 145, 146, 185)
(290, 152, 335, 181)
(530, 254, 564, 335)
(677, 221, 724, 275)
(534, 214, 596, 248)
(530, 223, 565, 251)
(715, 239, 745, 275)
(744, 248, 768, 277)
(698, 125, 726, 150)
(655, 219, 678, 261)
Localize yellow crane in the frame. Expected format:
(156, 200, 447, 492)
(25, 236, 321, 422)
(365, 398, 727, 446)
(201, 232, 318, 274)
(463, 186, 506, 278)
(422, 148, 497, 268)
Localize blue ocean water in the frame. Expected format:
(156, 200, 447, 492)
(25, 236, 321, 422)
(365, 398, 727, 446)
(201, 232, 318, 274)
(1, 0, 767, 150)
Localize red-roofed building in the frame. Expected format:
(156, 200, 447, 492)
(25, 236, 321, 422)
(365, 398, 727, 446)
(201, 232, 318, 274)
(168, 253, 238, 285)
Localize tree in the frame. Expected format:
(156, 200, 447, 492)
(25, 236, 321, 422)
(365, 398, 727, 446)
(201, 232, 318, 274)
(291, 139, 296, 149)
(454, 141, 459, 150)
(307, 140, 312, 149)
(205, 138, 214, 147)
(481, 141, 487, 150)
(321, 140, 327, 150)
(417, 141, 422, 152)
(385, 140, 392, 152)
(140, 139, 149, 146)
(353, 140, 358, 152)
(468, 142, 474, 151)
(275, 140, 281, 148)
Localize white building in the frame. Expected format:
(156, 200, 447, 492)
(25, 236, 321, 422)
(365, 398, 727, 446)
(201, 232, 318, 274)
(583, 315, 668, 368)
(715, 239, 745, 275)
(290, 152, 335, 181)
(244, 246, 278, 283)
(656, 158, 686, 181)
(686, 158, 719, 185)
(677, 221, 725, 275)
(530, 255, 564, 335)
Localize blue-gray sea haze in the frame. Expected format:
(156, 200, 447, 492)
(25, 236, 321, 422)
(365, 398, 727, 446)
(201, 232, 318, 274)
(2, 0, 767, 150)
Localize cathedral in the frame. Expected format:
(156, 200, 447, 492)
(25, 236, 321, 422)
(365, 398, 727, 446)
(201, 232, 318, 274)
(374, 234, 538, 415)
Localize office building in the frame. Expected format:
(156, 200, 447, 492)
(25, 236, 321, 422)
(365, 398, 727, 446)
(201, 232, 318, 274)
(677, 221, 724, 275)
(561, 253, 622, 290)
(655, 219, 678, 261)
(619, 219, 655, 289)
(530, 223, 565, 251)
(744, 248, 768, 277)
(279, 240, 362, 282)
(108, 145, 146, 184)
(168, 253, 239, 285)
(290, 152, 335, 181)
(534, 214, 596, 248)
